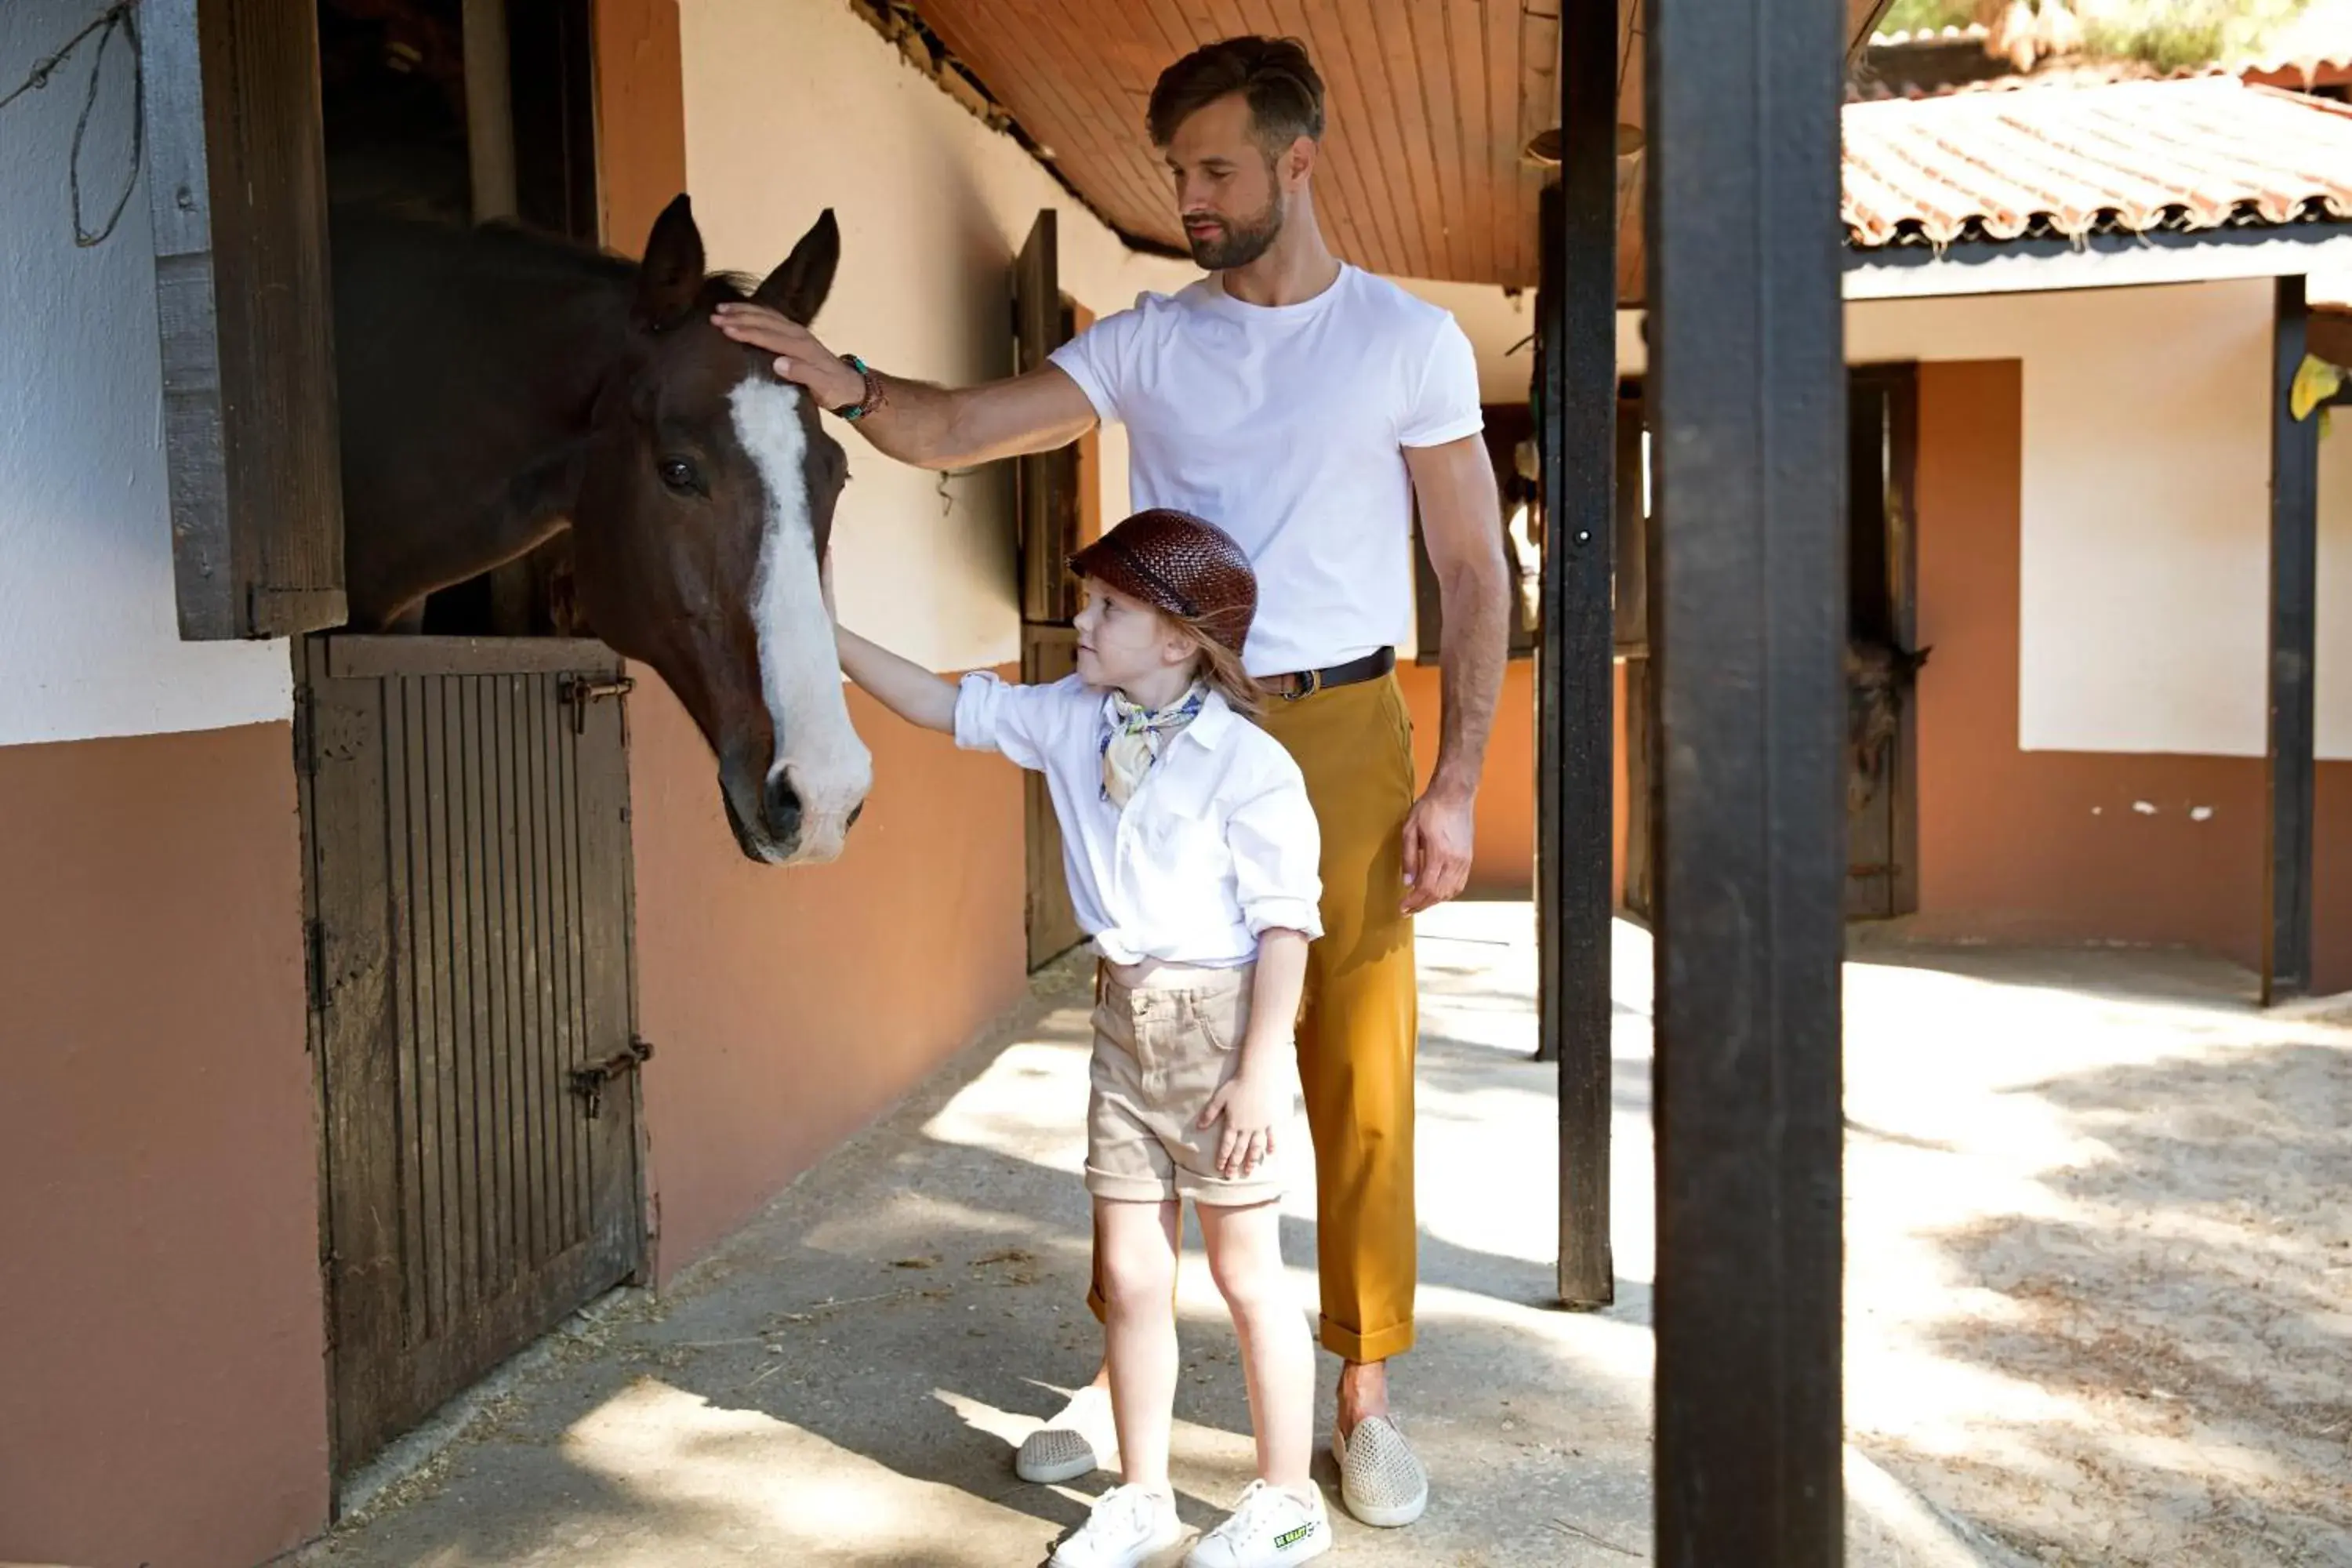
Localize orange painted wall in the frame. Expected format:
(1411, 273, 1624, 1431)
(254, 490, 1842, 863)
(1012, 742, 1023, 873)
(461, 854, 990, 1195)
(593, 0, 689, 253)
(594, 0, 1026, 1279)
(627, 677, 1028, 1279)
(1910, 359, 2352, 990)
(0, 725, 328, 1567)
(1399, 659, 1538, 898)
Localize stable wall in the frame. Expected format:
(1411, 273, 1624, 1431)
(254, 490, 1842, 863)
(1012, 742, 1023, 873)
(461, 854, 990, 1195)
(1908, 360, 2352, 990)
(1610, 287, 2352, 985)
(1619, 283, 2352, 760)
(605, 0, 1109, 1276)
(0, 724, 327, 1567)
(0, 4, 329, 1563)
(0, 0, 291, 747)
(678, 0, 1195, 673)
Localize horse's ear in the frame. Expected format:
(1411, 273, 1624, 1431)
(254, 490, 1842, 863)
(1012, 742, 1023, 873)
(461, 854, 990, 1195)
(753, 209, 840, 326)
(634, 194, 706, 331)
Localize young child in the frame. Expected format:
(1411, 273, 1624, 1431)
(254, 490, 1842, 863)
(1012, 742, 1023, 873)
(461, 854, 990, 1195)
(832, 509, 1332, 1568)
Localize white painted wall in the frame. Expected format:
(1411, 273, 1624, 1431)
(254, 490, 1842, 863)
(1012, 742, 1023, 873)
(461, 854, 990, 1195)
(680, 0, 1529, 671)
(680, 0, 1191, 672)
(1618, 283, 2352, 760)
(0, 0, 292, 748)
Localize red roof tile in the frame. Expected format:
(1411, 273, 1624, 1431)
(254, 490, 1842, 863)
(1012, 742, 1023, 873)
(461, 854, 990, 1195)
(1842, 77, 2352, 249)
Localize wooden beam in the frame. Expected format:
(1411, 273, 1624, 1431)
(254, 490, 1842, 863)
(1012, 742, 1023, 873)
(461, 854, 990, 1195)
(2264, 274, 2320, 1007)
(1646, 0, 1848, 1558)
(1536, 0, 1619, 1309)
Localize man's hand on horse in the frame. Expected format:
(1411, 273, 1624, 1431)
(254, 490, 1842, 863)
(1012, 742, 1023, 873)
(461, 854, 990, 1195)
(1399, 786, 1475, 915)
(711, 303, 864, 411)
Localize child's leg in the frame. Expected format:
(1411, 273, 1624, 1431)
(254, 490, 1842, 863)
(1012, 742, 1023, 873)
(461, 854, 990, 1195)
(1196, 1199, 1315, 1495)
(1095, 1196, 1182, 1492)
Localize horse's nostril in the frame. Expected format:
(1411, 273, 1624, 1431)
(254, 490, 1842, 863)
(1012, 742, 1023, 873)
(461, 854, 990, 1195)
(764, 773, 803, 840)
(846, 803, 864, 830)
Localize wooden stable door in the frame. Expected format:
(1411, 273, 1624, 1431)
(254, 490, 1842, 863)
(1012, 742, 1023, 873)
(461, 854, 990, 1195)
(1845, 365, 1922, 920)
(301, 636, 644, 1475)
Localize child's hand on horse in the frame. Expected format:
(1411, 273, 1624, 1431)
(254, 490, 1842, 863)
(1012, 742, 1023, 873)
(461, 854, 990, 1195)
(711, 302, 864, 410)
(1200, 1067, 1286, 1179)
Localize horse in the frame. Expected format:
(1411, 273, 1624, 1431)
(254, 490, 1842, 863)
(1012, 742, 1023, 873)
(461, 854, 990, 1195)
(328, 194, 870, 866)
(1844, 637, 1931, 815)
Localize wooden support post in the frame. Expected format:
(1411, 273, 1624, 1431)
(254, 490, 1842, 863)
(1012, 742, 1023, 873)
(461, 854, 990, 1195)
(2265, 274, 2319, 1006)
(1536, 0, 1619, 1309)
(1646, 0, 1848, 1559)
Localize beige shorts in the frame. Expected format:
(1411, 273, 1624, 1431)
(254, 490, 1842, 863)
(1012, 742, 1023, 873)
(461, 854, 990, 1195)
(1087, 962, 1286, 1207)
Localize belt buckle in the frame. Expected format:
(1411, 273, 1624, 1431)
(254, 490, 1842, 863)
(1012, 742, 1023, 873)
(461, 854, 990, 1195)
(1282, 667, 1321, 702)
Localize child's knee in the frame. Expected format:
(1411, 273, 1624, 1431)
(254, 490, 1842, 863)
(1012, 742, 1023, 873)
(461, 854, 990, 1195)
(1207, 1236, 1285, 1316)
(1099, 1236, 1177, 1311)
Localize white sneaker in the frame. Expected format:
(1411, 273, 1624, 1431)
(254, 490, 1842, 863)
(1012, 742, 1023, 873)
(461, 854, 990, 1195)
(1018, 1384, 1120, 1483)
(1183, 1480, 1332, 1567)
(1332, 1415, 1428, 1528)
(1049, 1483, 1185, 1568)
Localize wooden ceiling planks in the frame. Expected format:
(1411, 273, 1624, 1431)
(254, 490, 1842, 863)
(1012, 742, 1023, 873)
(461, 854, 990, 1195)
(910, 0, 1893, 293)
(914, 0, 1555, 285)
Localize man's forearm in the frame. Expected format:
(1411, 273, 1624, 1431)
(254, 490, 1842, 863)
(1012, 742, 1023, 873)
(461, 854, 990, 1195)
(1429, 557, 1509, 802)
(837, 372, 964, 470)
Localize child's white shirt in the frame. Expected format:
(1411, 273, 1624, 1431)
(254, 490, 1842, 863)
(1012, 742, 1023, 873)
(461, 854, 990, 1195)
(953, 673, 1323, 966)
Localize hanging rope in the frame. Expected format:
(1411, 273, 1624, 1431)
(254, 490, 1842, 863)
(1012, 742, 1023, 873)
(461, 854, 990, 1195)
(0, 0, 144, 248)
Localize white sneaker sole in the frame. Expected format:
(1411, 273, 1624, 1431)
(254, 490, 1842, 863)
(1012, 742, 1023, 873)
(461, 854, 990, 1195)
(1018, 1443, 1110, 1485)
(1049, 1515, 1185, 1567)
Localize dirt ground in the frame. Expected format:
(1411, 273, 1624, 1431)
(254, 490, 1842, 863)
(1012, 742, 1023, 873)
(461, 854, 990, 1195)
(1833, 929, 2352, 1567)
(296, 908, 2352, 1566)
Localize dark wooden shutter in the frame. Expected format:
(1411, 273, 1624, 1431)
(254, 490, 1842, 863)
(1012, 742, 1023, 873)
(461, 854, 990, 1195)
(1613, 394, 1648, 653)
(1012, 209, 1085, 968)
(1014, 210, 1080, 625)
(142, 0, 346, 639)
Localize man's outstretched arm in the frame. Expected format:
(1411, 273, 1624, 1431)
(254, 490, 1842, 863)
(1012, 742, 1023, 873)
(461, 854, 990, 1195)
(714, 302, 1098, 471)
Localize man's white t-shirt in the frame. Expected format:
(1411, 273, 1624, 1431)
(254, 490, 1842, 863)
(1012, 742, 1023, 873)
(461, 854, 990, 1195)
(1049, 265, 1484, 679)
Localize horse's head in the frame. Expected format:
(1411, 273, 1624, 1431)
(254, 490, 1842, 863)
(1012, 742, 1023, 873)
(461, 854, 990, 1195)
(568, 195, 871, 865)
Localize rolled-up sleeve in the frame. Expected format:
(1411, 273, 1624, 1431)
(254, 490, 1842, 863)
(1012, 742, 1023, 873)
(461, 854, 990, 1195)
(953, 673, 1076, 771)
(1225, 757, 1323, 941)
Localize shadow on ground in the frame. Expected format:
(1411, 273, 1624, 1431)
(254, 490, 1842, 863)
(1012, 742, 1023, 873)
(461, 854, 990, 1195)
(1840, 939, 2352, 1568)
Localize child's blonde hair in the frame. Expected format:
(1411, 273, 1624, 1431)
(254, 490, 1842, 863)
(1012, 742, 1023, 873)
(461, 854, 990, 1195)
(1178, 621, 1271, 717)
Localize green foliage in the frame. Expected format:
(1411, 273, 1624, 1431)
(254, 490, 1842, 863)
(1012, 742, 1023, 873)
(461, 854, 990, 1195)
(2078, 0, 2315, 72)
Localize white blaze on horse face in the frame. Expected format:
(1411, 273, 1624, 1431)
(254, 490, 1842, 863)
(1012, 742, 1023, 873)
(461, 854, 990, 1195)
(730, 377, 872, 864)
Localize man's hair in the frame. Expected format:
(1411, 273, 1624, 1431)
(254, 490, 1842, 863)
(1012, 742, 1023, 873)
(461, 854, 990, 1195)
(1147, 35, 1325, 154)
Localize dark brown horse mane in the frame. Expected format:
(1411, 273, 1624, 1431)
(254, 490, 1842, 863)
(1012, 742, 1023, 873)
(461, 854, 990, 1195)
(334, 201, 636, 288)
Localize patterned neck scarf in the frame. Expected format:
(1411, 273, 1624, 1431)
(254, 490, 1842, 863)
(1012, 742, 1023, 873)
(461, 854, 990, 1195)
(1099, 684, 1207, 808)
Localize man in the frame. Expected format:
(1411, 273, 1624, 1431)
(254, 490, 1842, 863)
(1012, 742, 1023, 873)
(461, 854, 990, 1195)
(716, 35, 1508, 1530)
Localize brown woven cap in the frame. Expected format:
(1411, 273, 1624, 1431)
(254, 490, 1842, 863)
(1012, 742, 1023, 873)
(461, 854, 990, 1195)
(1069, 508, 1257, 659)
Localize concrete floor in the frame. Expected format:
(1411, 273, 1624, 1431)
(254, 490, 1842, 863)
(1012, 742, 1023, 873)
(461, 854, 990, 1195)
(293, 904, 2350, 1568)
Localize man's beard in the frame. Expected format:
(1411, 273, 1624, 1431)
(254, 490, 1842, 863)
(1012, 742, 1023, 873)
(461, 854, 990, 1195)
(1186, 187, 1284, 270)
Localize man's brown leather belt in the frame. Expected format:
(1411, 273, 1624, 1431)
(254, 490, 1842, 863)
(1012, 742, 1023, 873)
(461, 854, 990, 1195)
(1272, 646, 1397, 701)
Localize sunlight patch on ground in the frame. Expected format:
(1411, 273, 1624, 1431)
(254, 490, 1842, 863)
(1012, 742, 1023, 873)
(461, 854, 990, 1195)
(549, 1378, 1051, 1566)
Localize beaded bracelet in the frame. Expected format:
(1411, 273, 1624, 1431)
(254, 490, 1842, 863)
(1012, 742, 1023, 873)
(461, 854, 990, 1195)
(834, 354, 887, 421)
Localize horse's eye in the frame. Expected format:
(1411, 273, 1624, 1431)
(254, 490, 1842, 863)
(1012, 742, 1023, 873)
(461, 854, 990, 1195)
(658, 456, 702, 494)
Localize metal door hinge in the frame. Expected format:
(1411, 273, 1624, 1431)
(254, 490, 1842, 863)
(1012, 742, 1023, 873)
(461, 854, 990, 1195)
(560, 673, 635, 735)
(570, 1036, 653, 1119)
